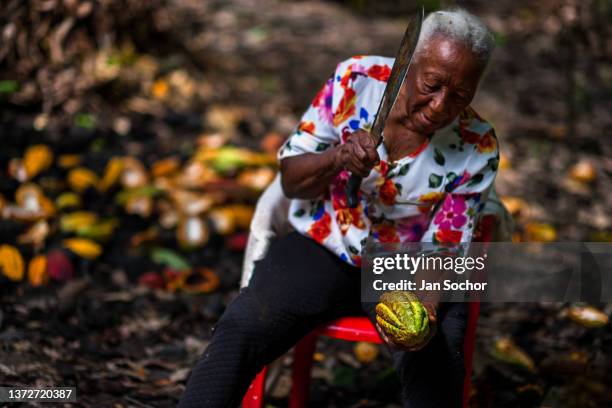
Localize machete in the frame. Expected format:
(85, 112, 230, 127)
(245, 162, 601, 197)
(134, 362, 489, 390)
(346, 8, 424, 208)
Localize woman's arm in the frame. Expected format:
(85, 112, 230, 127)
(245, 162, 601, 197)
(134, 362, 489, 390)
(279, 146, 342, 199)
(280, 129, 380, 199)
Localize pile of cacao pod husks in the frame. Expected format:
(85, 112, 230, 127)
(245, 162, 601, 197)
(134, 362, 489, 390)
(0, 138, 279, 293)
(0, 0, 292, 294)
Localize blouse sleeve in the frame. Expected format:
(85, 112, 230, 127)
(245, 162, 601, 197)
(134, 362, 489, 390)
(277, 66, 341, 160)
(420, 128, 500, 246)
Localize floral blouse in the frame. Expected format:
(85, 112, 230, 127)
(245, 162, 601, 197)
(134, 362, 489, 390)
(278, 56, 500, 267)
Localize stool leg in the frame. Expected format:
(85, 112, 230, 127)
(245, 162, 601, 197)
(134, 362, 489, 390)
(289, 331, 318, 408)
(242, 366, 268, 408)
(463, 302, 481, 408)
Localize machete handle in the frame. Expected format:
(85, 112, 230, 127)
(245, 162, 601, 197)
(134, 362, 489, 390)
(346, 173, 362, 208)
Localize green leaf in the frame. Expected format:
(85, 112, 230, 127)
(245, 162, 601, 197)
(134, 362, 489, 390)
(428, 173, 443, 188)
(315, 143, 330, 152)
(467, 173, 484, 187)
(293, 208, 306, 217)
(348, 245, 359, 254)
(398, 163, 410, 176)
(434, 148, 446, 166)
(75, 113, 96, 129)
(0, 80, 19, 94)
(394, 183, 403, 194)
(151, 247, 190, 270)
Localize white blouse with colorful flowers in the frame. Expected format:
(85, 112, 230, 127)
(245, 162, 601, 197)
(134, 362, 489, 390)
(278, 55, 500, 267)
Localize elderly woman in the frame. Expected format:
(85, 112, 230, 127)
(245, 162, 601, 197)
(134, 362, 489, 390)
(180, 9, 501, 408)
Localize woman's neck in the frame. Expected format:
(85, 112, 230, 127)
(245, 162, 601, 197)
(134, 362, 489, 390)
(383, 125, 428, 162)
(381, 88, 429, 162)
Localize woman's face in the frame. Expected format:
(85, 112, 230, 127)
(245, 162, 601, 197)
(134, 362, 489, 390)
(400, 35, 484, 135)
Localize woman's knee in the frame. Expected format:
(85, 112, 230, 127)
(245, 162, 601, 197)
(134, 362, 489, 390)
(212, 289, 271, 345)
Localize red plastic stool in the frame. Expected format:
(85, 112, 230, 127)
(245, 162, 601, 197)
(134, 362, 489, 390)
(243, 304, 480, 408)
(243, 215, 496, 408)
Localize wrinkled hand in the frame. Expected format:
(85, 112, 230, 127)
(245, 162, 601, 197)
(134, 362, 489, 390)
(376, 302, 438, 352)
(336, 130, 380, 177)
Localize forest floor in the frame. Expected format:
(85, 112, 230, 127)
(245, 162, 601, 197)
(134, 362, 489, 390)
(1, 0, 611, 407)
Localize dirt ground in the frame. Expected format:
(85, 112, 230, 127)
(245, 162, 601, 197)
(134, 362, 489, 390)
(1, 0, 611, 407)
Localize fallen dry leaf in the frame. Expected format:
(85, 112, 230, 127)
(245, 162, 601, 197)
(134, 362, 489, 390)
(566, 305, 609, 328)
(500, 196, 527, 218)
(569, 160, 597, 184)
(491, 336, 536, 372)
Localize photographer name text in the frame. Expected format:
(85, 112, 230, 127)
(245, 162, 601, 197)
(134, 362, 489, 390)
(372, 279, 487, 291)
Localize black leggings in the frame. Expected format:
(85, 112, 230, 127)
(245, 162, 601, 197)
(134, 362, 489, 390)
(178, 232, 467, 408)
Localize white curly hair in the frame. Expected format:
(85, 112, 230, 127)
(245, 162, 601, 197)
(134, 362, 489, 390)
(415, 9, 495, 67)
